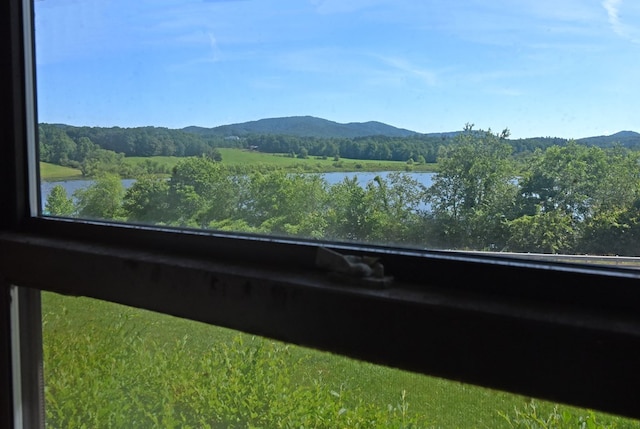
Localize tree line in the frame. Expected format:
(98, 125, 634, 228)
(38, 124, 230, 175)
(39, 123, 585, 177)
(45, 127, 640, 256)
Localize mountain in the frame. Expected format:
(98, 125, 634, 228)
(183, 117, 640, 147)
(576, 131, 640, 149)
(183, 116, 418, 139)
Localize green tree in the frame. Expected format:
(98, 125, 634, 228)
(513, 142, 640, 254)
(80, 148, 126, 177)
(326, 173, 426, 244)
(325, 177, 371, 241)
(298, 147, 309, 159)
(590, 145, 640, 214)
(579, 201, 640, 256)
(75, 136, 98, 163)
(44, 185, 75, 216)
(122, 176, 170, 224)
(517, 142, 607, 220)
(426, 127, 517, 250)
(167, 156, 243, 227)
(506, 210, 577, 254)
(240, 170, 328, 237)
(41, 126, 77, 165)
(74, 173, 126, 220)
(205, 147, 223, 162)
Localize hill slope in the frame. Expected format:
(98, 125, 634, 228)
(183, 116, 417, 139)
(576, 131, 640, 148)
(184, 117, 640, 147)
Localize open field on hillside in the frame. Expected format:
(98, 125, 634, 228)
(42, 291, 639, 428)
(124, 148, 437, 173)
(40, 162, 83, 181)
(40, 149, 437, 181)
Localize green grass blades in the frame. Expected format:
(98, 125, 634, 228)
(42, 292, 430, 428)
(42, 292, 640, 428)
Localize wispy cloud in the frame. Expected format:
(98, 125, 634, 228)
(604, 0, 624, 35)
(207, 32, 221, 62)
(376, 56, 438, 87)
(603, 0, 640, 43)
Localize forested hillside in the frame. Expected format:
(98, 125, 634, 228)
(182, 115, 417, 138)
(38, 118, 640, 179)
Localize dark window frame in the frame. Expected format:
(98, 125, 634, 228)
(3, 0, 640, 426)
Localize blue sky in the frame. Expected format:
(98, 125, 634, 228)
(34, 0, 640, 139)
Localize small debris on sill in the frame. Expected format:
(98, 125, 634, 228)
(315, 247, 394, 289)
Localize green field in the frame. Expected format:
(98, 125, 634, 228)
(40, 150, 436, 182)
(123, 149, 437, 174)
(42, 291, 638, 428)
(40, 162, 83, 181)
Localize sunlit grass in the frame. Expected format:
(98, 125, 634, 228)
(40, 149, 437, 182)
(42, 292, 639, 428)
(122, 149, 437, 174)
(40, 162, 83, 181)
(218, 148, 436, 172)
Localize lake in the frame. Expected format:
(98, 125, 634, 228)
(40, 171, 435, 210)
(321, 171, 434, 188)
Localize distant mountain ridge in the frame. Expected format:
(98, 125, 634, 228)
(183, 115, 417, 139)
(38, 118, 640, 166)
(575, 131, 640, 147)
(182, 116, 640, 148)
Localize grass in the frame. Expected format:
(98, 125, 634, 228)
(122, 149, 437, 174)
(40, 150, 436, 182)
(218, 148, 437, 172)
(40, 162, 83, 181)
(119, 155, 180, 171)
(42, 291, 640, 428)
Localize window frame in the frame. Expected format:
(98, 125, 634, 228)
(3, 0, 640, 426)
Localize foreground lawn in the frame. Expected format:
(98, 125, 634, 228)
(42, 292, 639, 428)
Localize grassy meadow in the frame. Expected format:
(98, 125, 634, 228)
(123, 148, 437, 174)
(42, 291, 639, 428)
(40, 162, 83, 181)
(40, 149, 436, 183)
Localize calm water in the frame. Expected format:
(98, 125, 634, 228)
(320, 171, 434, 187)
(40, 179, 137, 211)
(40, 172, 435, 211)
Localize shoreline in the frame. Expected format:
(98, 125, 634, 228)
(41, 161, 438, 182)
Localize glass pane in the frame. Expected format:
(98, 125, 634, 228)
(34, 1, 640, 263)
(42, 291, 640, 428)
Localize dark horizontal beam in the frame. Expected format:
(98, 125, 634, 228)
(2, 231, 640, 420)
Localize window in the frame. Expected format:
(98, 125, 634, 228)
(3, 0, 640, 427)
(33, 1, 640, 262)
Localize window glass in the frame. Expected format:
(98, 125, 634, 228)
(35, 1, 640, 262)
(42, 291, 640, 427)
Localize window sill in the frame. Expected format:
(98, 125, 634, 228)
(2, 228, 640, 419)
